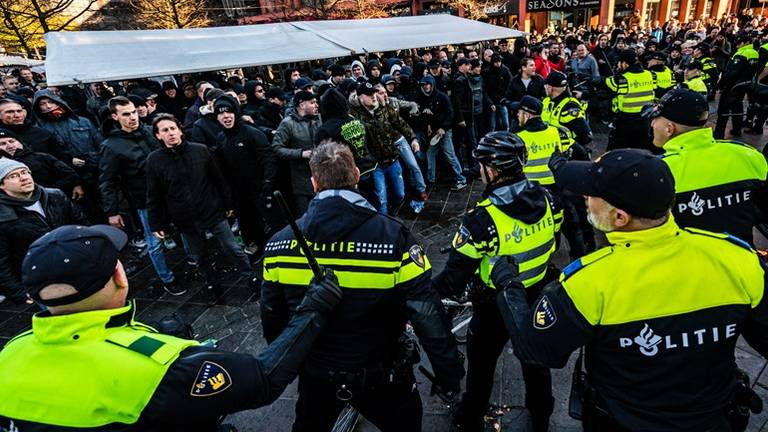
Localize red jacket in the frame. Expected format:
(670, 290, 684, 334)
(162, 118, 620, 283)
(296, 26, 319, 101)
(534, 56, 551, 78)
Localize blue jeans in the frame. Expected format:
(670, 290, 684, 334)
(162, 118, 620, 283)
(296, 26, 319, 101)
(372, 161, 405, 215)
(418, 130, 466, 184)
(395, 136, 426, 193)
(137, 208, 175, 284)
(488, 105, 510, 131)
(180, 219, 251, 282)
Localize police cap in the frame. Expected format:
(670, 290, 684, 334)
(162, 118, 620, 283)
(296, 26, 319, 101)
(22, 225, 128, 307)
(618, 49, 638, 64)
(544, 71, 568, 87)
(556, 149, 675, 219)
(641, 87, 708, 127)
(686, 60, 704, 70)
(649, 51, 668, 62)
(509, 95, 542, 115)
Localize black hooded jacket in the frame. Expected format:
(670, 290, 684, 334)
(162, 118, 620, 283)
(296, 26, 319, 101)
(0, 115, 71, 164)
(98, 124, 160, 215)
(0, 187, 87, 301)
(315, 89, 376, 175)
(191, 112, 223, 149)
(0, 146, 80, 195)
(261, 189, 464, 390)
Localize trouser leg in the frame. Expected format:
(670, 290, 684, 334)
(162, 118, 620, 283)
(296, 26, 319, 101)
(292, 373, 347, 432)
(354, 370, 423, 432)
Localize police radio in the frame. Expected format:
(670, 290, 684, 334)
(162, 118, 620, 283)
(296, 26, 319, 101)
(272, 190, 323, 278)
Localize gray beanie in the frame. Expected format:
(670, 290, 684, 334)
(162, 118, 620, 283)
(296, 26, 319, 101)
(0, 158, 29, 182)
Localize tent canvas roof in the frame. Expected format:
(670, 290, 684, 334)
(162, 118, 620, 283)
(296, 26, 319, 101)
(0, 55, 44, 67)
(44, 15, 524, 86)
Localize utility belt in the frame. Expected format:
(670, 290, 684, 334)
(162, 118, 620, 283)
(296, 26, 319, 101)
(569, 361, 763, 432)
(303, 333, 420, 402)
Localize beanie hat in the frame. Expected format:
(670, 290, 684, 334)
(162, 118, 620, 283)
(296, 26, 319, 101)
(204, 88, 225, 103)
(0, 158, 29, 182)
(213, 95, 239, 114)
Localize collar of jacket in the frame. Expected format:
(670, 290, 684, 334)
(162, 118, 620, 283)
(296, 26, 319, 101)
(626, 63, 645, 73)
(161, 140, 188, 154)
(550, 90, 574, 105)
(605, 214, 681, 250)
(32, 300, 137, 344)
(315, 188, 376, 212)
(0, 186, 44, 222)
(486, 178, 532, 205)
(662, 127, 713, 153)
(523, 117, 548, 132)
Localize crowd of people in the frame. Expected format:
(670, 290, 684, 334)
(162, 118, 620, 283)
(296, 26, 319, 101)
(4, 8, 768, 431)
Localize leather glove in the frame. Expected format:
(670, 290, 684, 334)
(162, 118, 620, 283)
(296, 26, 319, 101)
(296, 268, 343, 314)
(490, 256, 520, 291)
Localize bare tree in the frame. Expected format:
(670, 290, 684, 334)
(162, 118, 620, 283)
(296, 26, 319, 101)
(0, 0, 98, 57)
(342, 0, 389, 19)
(128, 0, 211, 29)
(439, 0, 501, 20)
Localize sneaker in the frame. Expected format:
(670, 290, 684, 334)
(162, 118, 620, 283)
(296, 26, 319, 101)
(244, 243, 260, 256)
(130, 237, 146, 248)
(451, 182, 467, 192)
(410, 200, 425, 214)
(163, 280, 187, 296)
(0, 294, 5, 304)
(163, 237, 177, 250)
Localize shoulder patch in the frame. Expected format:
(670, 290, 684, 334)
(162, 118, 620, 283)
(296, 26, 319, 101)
(408, 244, 426, 268)
(452, 224, 471, 249)
(533, 295, 557, 329)
(560, 247, 614, 281)
(190, 361, 232, 397)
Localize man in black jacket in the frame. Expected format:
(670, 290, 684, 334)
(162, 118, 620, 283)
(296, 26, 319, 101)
(191, 88, 225, 148)
(507, 57, 546, 131)
(99, 96, 180, 294)
(0, 98, 71, 163)
(0, 129, 83, 199)
(147, 114, 257, 303)
(483, 54, 513, 131)
(215, 95, 279, 258)
(0, 158, 87, 304)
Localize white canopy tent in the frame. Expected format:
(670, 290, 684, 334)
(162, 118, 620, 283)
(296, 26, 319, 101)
(0, 55, 44, 67)
(44, 15, 524, 86)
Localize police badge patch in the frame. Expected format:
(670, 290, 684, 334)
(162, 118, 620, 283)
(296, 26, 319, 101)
(452, 225, 471, 248)
(190, 361, 232, 397)
(409, 244, 426, 268)
(533, 295, 557, 330)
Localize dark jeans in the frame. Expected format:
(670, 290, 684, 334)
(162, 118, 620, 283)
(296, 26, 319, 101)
(457, 288, 553, 431)
(454, 116, 480, 173)
(715, 90, 747, 139)
(292, 368, 423, 432)
(180, 219, 251, 283)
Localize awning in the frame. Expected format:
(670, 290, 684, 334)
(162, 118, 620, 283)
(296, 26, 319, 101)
(0, 55, 44, 67)
(44, 15, 524, 85)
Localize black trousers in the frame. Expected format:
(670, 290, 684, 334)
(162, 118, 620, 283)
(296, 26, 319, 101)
(607, 115, 653, 153)
(457, 288, 554, 432)
(715, 90, 746, 139)
(292, 368, 423, 432)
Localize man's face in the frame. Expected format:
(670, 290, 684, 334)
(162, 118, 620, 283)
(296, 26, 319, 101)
(0, 102, 26, 126)
(370, 67, 381, 78)
(598, 37, 608, 48)
(376, 87, 388, 104)
(20, 69, 33, 83)
(459, 64, 471, 74)
(37, 97, 61, 115)
(468, 51, 479, 60)
(0, 167, 34, 196)
(522, 60, 536, 76)
(217, 111, 235, 129)
(135, 104, 148, 118)
(421, 83, 433, 94)
(616, 40, 626, 50)
(671, 50, 680, 59)
(499, 42, 509, 52)
(429, 66, 441, 76)
(3, 78, 19, 93)
(550, 45, 560, 55)
(183, 87, 195, 99)
(197, 83, 213, 99)
(385, 82, 396, 93)
(0, 137, 23, 155)
(422, 53, 432, 63)
(352, 65, 364, 78)
(586, 196, 618, 232)
(291, 70, 301, 82)
(471, 66, 482, 76)
(332, 75, 344, 85)
(483, 50, 494, 62)
(0, 84, 6, 98)
(393, 71, 401, 83)
(493, 59, 502, 69)
(155, 119, 183, 146)
(165, 88, 177, 98)
(576, 45, 588, 58)
(299, 99, 318, 116)
(358, 93, 377, 109)
(254, 85, 266, 100)
(111, 103, 139, 132)
(439, 51, 448, 61)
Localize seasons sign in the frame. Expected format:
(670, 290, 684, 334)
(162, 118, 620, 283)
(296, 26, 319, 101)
(526, 0, 600, 11)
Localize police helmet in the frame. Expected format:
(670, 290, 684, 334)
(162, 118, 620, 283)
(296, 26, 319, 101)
(473, 131, 528, 176)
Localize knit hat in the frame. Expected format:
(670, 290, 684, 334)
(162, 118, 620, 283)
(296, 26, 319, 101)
(0, 158, 29, 182)
(204, 88, 225, 103)
(293, 90, 316, 106)
(213, 95, 239, 114)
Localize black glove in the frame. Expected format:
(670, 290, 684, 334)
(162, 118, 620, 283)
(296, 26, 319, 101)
(548, 148, 568, 174)
(296, 268, 343, 314)
(490, 256, 520, 291)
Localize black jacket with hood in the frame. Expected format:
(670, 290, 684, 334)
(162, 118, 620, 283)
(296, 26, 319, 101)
(414, 76, 454, 133)
(191, 111, 223, 149)
(0, 145, 80, 195)
(146, 141, 232, 234)
(0, 186, 87, 302)
(32, 89, 102, 182)
(261, 189, 464, 391)
(0, 112, 71, 164)
(315, 89, 376, 176)
(98, 122, 160, 215)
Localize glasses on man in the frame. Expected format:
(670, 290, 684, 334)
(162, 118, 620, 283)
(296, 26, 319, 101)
(5, 169, 31, 181)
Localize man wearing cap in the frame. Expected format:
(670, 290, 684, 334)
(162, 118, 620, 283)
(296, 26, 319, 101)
(0, 223, 344, 429)
(191, 87, 225, 148)
(452, 58, 480, 177)
(692, 43, 718, 100)
(644, 88, 768, 245)
(0, 159, 87, 304)
(99, 96, 178, 293)
(514, 95, 573, 187)
(428, 58, 452, 93)
(646, 51, 675, 99)
(680, 60, 709, 97)
(604, 48, 658, 152)
(255, 87, 286, 138)
(715, 35, 759, 139)
(494, 148, 768, 431)
(434, 131, 561, 432)
(272, 90, 321, 216)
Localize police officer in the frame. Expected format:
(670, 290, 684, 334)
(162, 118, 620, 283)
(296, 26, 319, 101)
(692, 43, 718, 100)
(680, 60, 709, 97)
(644, 87, 768, 245)
(604, 49, 657, 152)
(715, 35, 759, 139)
(433, 131, 561, 432)
(494, 148, 768, 431)
(646, 51, 675, 99)
(261, 142, 464, 432)
(0, 224, 343, 429)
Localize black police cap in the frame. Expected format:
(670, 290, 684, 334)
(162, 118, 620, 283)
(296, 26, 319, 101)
(649, 51, 668, 61)
(556, 149, 675, 219)
(22, 225, 128, 307)
(544, 71, 568, 87)
(641, 87, 708, 127)
(510, 95, 542, 115)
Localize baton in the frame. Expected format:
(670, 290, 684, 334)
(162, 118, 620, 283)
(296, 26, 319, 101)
(272, 190, 323, 278)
